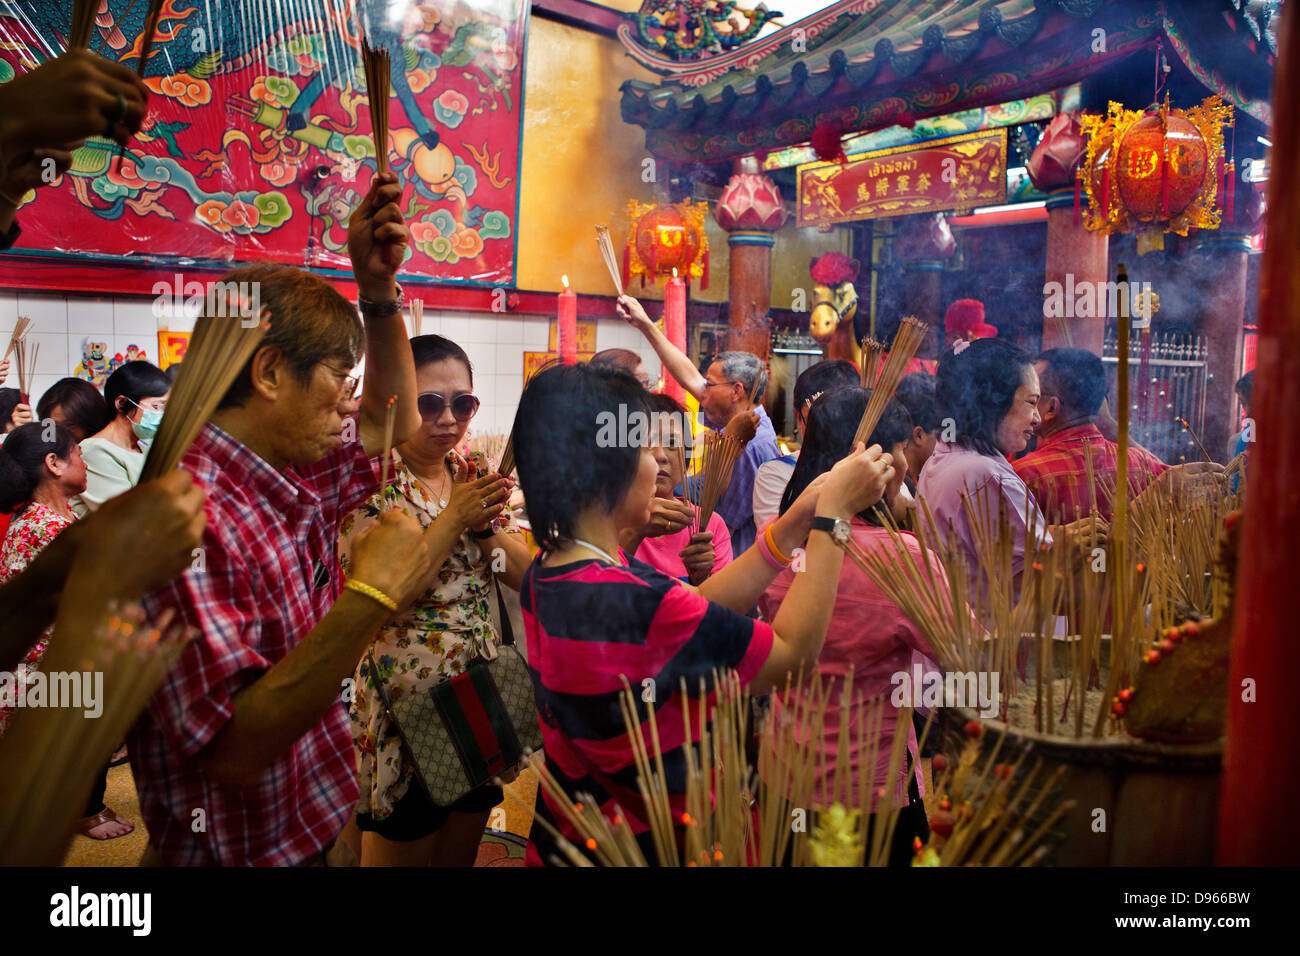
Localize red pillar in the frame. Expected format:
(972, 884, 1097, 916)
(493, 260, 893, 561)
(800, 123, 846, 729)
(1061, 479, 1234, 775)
(715, 158, 786, 358)
(1042, 187, 1108, 354)
(1217, 3, 1300, 865)
(1194, 233, 1250, 462)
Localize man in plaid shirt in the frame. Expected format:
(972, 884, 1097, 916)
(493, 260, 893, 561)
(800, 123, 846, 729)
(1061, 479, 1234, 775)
(128, 172, 435, 865)
(1014, 348, 1217, 525)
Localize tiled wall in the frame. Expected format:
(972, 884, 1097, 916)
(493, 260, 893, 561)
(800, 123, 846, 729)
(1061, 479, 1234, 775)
(0, 291, 662, 437)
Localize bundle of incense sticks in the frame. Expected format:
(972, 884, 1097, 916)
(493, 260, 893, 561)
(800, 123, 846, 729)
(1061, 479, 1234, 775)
(853, 317, 927, 446)
(498, 357, 560, 478)
(463, 433, 508, 470)
(595, 226, 623, 296)
(70, 0, 98, 49)
(0, 602, 191, 865)
(3, 315, 31, 363)
(6, 316, 35, 402)
(690, 411, 756, 533)
(501, 668, 1066, 866)
(361, 36, 391, 174)
(410, 297, 424, 337)
(859, 338, 885, 388)
(13, 338, 37, 405)
(139, 300, 269, 482)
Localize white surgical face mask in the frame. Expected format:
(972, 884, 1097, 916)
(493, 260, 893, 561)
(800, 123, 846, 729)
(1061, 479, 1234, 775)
(128, 399, 164, 441)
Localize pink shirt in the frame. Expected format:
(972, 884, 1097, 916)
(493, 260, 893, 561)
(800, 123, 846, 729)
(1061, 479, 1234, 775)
(634, 507, 733, 581)
(759, 520, 942, 810)
(917, 441, 1052, 606)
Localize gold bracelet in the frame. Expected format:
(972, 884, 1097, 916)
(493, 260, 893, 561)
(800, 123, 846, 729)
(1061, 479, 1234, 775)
(344, 578, 397, 612)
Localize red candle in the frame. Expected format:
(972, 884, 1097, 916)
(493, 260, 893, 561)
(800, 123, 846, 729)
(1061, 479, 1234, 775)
(664, 268, 687, 403)
(558, 275, 577, 366)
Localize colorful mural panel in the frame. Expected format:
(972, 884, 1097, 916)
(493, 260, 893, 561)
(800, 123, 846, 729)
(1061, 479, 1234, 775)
(0, 0, 529, 286)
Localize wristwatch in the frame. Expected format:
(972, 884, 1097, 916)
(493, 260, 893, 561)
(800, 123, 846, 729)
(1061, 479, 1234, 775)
(809, 515, 852, 545)
(358, 282, 404, 318)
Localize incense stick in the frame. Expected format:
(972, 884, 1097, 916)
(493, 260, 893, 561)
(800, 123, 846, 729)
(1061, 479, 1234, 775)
(410, 298, 423, 337)
(360, 37, 391, 174)
(4, 316, 31, 363)
(595, 226, 624, 296)
(69, 0, 98, 50)
(853, 317, 927, 446)
(139, 300, 269, 482)
(114, 1, 165, 168)
(379, 395, 397, 492)
(860, 338, 885, 388)
(1175, 416, 1213, 462)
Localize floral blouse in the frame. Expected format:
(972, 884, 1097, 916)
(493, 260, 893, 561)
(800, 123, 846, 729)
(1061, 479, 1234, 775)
(338, 450, 520, 819)
(0, 502, 76, 733)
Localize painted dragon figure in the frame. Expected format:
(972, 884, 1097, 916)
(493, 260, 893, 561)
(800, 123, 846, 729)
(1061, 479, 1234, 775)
(628, 0, 782, 60)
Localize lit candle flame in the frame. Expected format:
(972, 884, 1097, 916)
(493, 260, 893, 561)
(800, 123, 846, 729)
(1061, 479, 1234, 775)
(562, 274, 570, 289)
(672, 267, 678, 278)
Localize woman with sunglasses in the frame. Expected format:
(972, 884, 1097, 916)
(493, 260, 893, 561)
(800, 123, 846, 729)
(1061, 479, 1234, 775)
(338, 335, 532, 866)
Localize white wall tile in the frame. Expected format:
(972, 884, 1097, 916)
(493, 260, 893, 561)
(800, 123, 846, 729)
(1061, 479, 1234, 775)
(114, 298, 158, 336)
(459, 315, 495, 344)
(494, 343, 524, 380)
(14, 293, 67, 334)
(0, 292, 17, 332)
(26, 375, 61, 408)
(522, 315, 549, 348)
(439, 316, 471, 344)
(492, 315, 523, 344)
(68, 296, 114, 335)
(28, 332, 69, 375)
(462, 343, 496, 378)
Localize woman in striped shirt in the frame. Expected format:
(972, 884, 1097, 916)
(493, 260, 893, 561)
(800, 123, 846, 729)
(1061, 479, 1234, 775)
(513, 362, 894, 865)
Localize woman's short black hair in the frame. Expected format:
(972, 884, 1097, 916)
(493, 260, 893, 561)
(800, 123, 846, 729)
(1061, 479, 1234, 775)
(410, 334, 473, 385)
(0, 387, 20, 430)
(104, 361, 170, 419)
(894, 372, 939, 434)
(793, 359, 859, 413)
(36, 378, 112, 439)
(778, 386, 912, 525)
(514, 362, 652, 552)
(936, 338, 1034, 457)
(0, 421, 78, 512)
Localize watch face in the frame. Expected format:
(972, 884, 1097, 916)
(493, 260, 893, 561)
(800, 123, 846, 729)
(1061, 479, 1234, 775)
(832, 518, 851, 545)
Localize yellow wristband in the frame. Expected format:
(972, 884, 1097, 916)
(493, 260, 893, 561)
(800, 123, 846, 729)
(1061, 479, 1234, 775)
(344, 578, 398, 613)
(764, 522, 792, 566)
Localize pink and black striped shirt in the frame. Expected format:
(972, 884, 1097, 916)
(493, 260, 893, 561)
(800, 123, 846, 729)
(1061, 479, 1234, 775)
(521, 553, 773, 865)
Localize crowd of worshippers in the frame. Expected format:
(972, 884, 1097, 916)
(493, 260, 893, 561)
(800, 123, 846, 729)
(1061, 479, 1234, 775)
(0, 48, 1230, 867)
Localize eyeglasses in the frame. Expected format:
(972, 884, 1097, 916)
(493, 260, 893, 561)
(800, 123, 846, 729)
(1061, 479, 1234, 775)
(341, 375, 360, 402)
(418, 392, 480, 422)
(703, 379, 737, 390)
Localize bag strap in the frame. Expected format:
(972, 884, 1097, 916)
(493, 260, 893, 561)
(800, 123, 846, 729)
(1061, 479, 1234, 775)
(492, 570, 515, 647)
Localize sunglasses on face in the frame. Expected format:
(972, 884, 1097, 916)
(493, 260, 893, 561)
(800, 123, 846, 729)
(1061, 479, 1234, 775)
(418, 392, 480, 422)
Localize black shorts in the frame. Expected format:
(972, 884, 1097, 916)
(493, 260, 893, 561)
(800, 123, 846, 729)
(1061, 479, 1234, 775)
(355, 781, 504, 843)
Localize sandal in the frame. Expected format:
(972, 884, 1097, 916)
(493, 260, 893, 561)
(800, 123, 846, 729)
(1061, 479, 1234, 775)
(108, 744, 129, 767)
(77, 807, 135, 841)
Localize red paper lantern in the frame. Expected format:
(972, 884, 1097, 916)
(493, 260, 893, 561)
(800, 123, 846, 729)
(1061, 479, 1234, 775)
(624, 200, 710, 287)
(1115, 111, 1209, 225)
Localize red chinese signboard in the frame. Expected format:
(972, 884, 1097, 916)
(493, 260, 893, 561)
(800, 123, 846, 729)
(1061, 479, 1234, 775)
(796, 129, 1008, 227)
